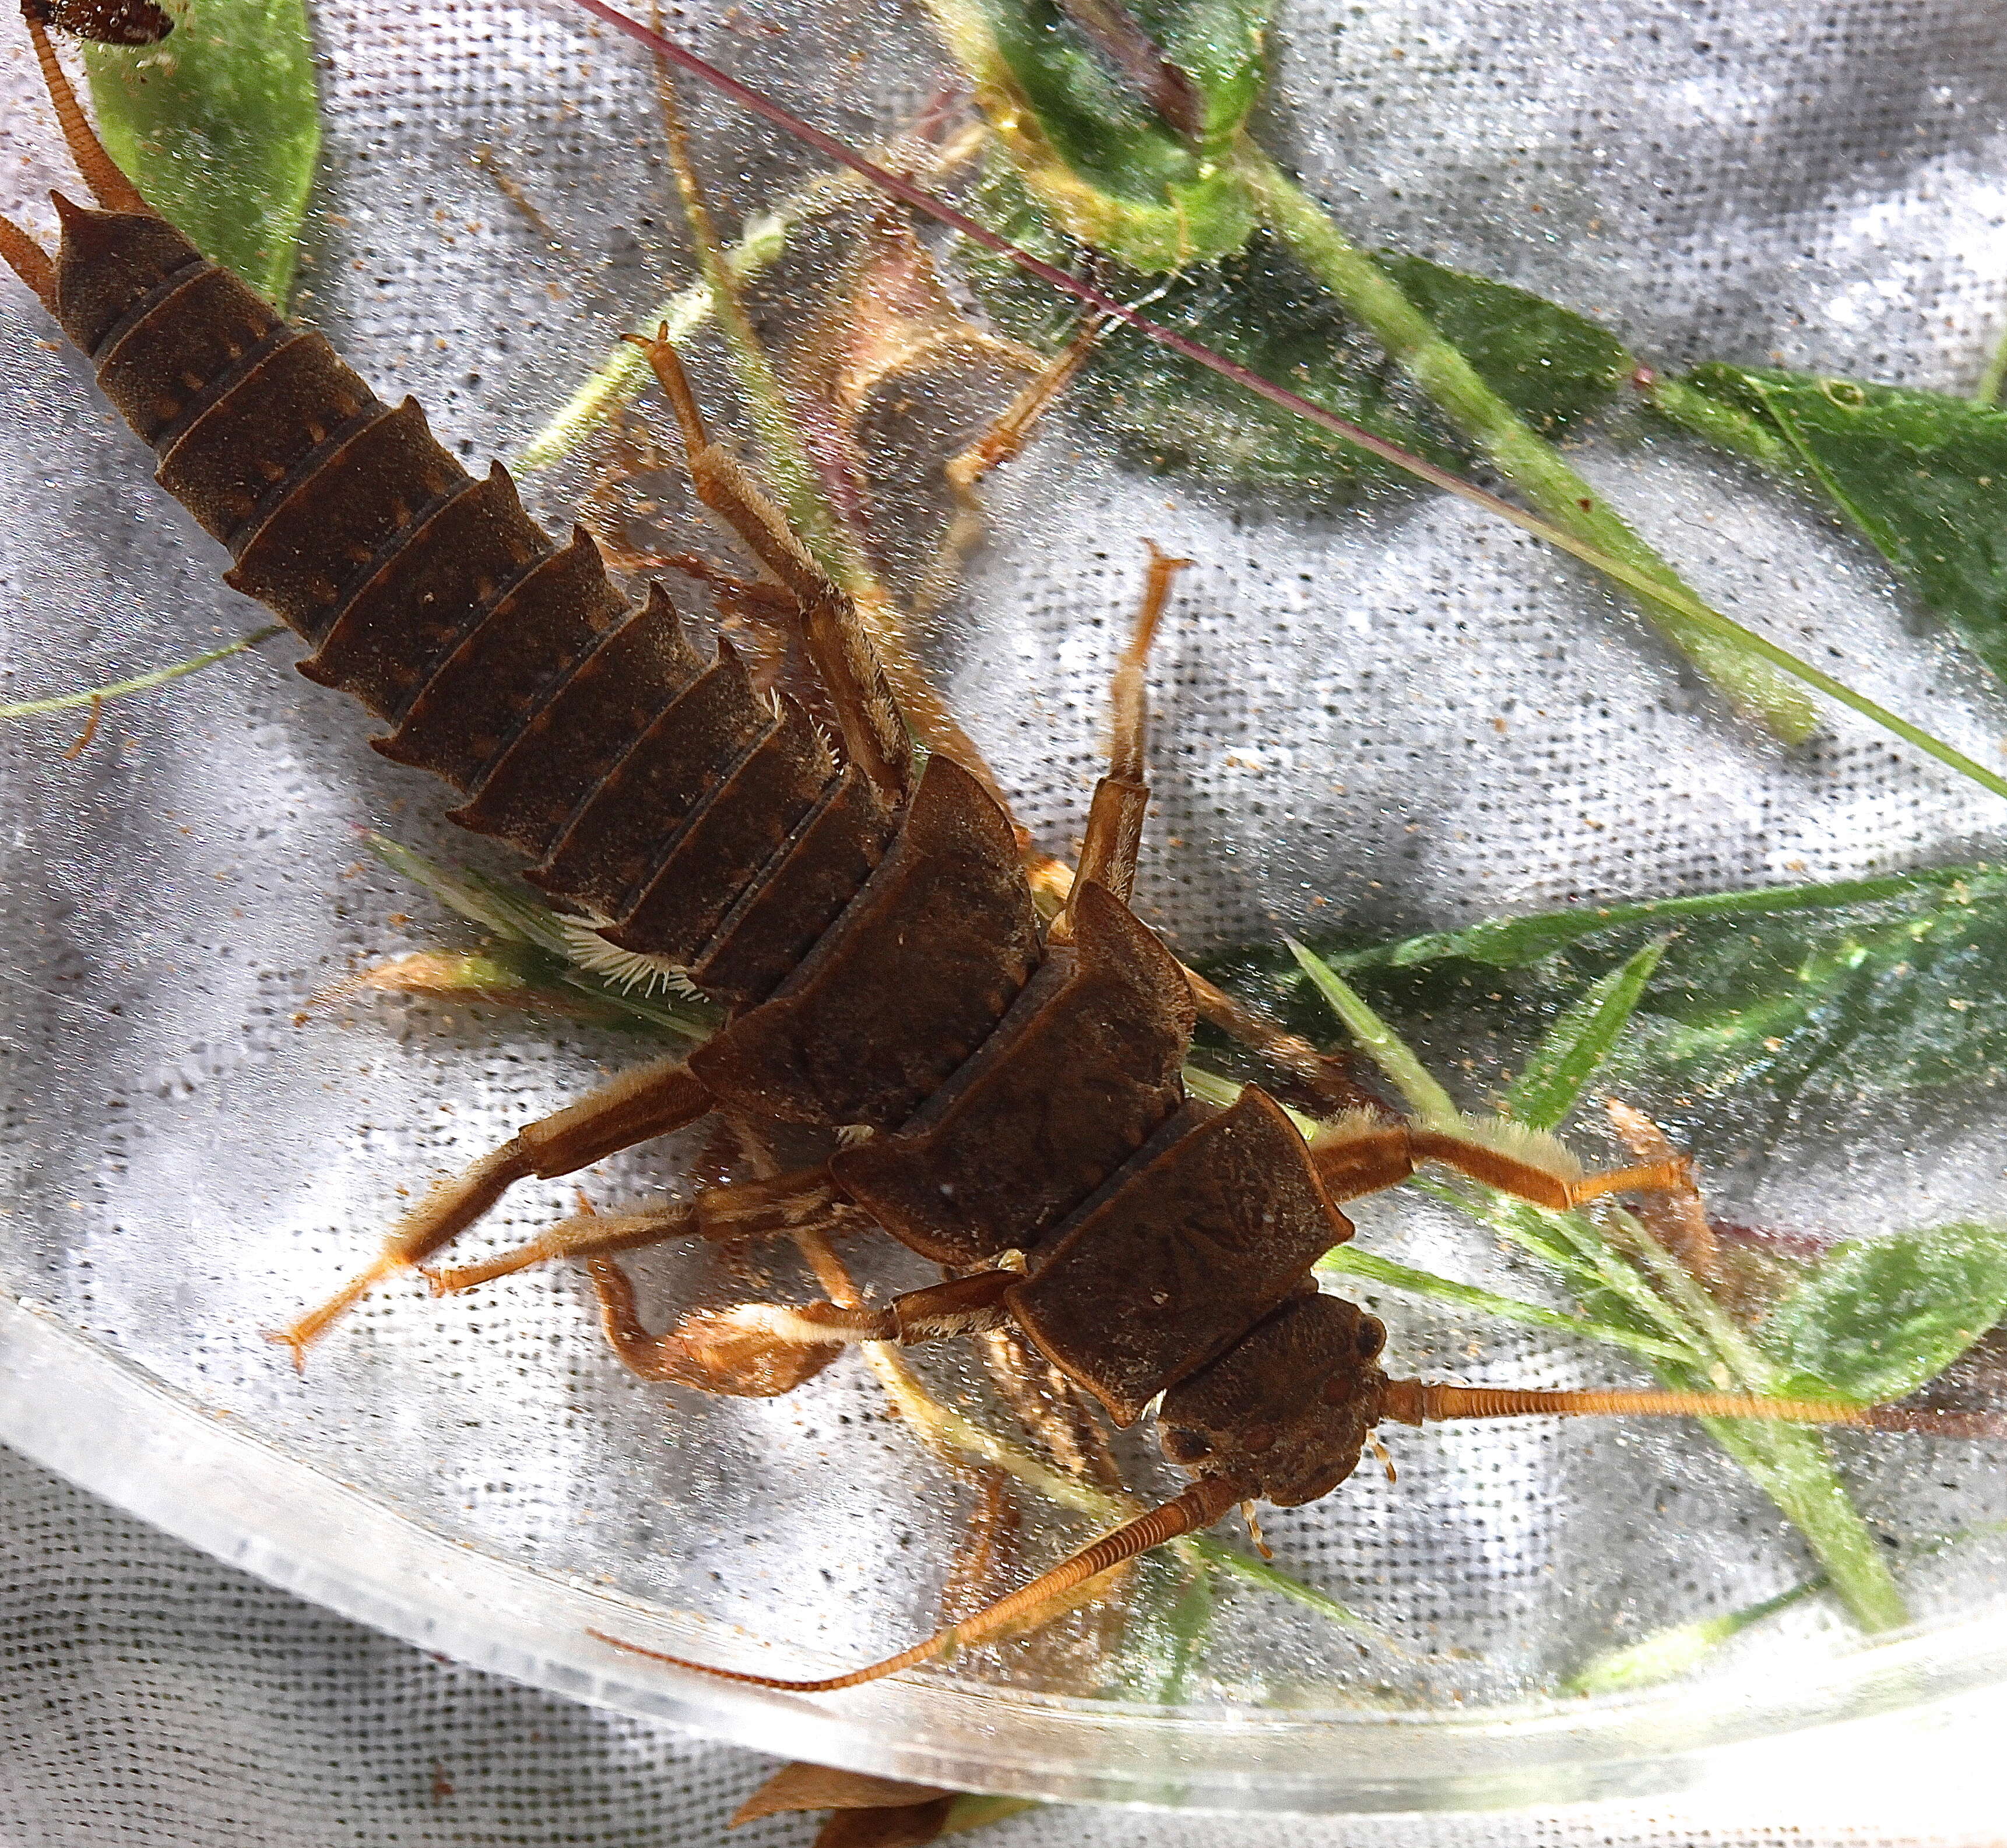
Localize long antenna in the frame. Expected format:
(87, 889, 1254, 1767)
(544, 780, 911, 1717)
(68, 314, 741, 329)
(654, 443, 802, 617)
(1380, 1378, 2007, 1437)
(20, 3, 149, 212)
(589, 1475, 1245, 1691)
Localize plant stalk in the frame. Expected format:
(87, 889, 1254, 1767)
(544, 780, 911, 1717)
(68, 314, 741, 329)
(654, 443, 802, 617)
(518, 123, 985, 471)
(1977, 325, 2007, 410)
(1645, 375, 1796, 471)
(1236, 146, 1816, 742)
(651, 47, 864, 584)
(0, 625, 283, 719)
(1700, 1414, 1908, 1633)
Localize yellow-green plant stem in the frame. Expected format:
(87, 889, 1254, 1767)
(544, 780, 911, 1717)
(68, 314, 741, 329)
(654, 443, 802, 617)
(519, 123, 986, 471)
(1978, 328, 2007, 410)
(518, 210, 799, 473)
(1702, 1414, 1907, 1632)
(652, 57, 866, 585)
(1563, 1575, 1823, 1695)
(1646, 375, 1796, 471)
(1235, 145, 1815, 742)
(0, 625, 283, 719)
(1285, 938, 1456, 1118)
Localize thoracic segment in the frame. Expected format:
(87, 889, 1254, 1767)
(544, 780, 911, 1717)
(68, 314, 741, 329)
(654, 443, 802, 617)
(829, 880, 1195, 1263)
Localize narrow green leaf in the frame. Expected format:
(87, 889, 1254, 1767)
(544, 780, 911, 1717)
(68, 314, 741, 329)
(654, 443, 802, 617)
(0, 624, 282, 719)
(1152, 1560, 1214, 1707)
(1183, 1533, 1392, 1643)
(1662, 363, 2007, 682)
(1562, 1577, 1822, 1696)
(363, 835, 546, 951)
(1214, 862, 2007, 1112)
(1285, 937, 1456, 1118)
(1700, 1414, 1908, 1632)
(1381, 254, 1634, 438)
(943, 1793, 1041, 1835)
(1568, 1503, 2007, 1690)
(1504, 937, 1668, 1131)
(1758, 1222, 2007, 1405)
(1105, 1551, 1217, 1704)
(1315, 1243, 1693, 1364)
(1330, 867, 1975, 974)
(972, 209, 1630, 495)
(84, 0, 322, 307)
(361, 835, 718, 1042)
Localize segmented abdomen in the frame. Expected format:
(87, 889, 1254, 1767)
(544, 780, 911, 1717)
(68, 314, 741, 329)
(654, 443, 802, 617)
(50, 202, 904, 1011)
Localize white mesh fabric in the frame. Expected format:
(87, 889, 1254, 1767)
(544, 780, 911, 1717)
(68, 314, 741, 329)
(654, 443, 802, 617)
(6, 1444, 2007, 1840)
(3, 0, 2007, 1826)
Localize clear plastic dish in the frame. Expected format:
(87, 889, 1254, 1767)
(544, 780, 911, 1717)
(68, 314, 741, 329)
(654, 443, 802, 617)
(5, 0, 2007, 1814)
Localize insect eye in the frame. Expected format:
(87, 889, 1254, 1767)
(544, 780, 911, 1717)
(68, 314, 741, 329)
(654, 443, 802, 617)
(1355, 1318, 1386, 1361)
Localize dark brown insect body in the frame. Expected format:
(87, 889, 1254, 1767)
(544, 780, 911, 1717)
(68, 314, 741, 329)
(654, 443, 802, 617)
(3, 12, 1962, 1692)
(30, 174, 1382, 1441)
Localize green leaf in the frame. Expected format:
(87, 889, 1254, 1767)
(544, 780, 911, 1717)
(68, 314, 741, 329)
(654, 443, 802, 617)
(1104, 1551, 1215, 1703)
(1661, 364, 2007, 683)
(361, 835, 719, 1043)
(1331, 869, 1967, 974)
(926, 0, 1268, 268)
(943, 1793, 1041, 1835)
(1758, 1222, 2007, 1405)
(1504, 936, 1668, 1131)
(1314, 1242, 1695, 1364)
(1183, 1533, 1389, 1643)
(83, 0, 321, 307)
(1217, 862, 2007, 1112)
(974, 222, 1632, 495)
(1285, 936, 1455, 1117)
(1562, 1578, 1822, 1696)
(1380, 254, 1635, 438)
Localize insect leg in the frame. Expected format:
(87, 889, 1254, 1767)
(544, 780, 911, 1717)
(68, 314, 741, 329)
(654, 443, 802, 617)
(1605, 1097, 1717, 1275)
(631, 333, 915, 805)
(578, 1266, 1018, 1399)
(1310, 1111, 1688, 1212)
(0, 207, 54, 310)
(269, 1055, 715, 1361)
(423, 1200, 703, 1296)
(424, 1156, 862, 1296)
(1057, 541, 1190, 927)
(1035, 548, 1377, 1110)
(582, 1255, 864, 1396)
(912, 311, 1109, 617)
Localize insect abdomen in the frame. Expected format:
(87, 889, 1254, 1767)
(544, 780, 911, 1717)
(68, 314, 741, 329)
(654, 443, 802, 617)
(44, 195, 1062, 1216)
(47, 199, 887, 992)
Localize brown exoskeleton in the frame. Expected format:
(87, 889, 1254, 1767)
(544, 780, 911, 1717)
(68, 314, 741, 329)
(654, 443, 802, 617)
(5, 1, 1998, 1695)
